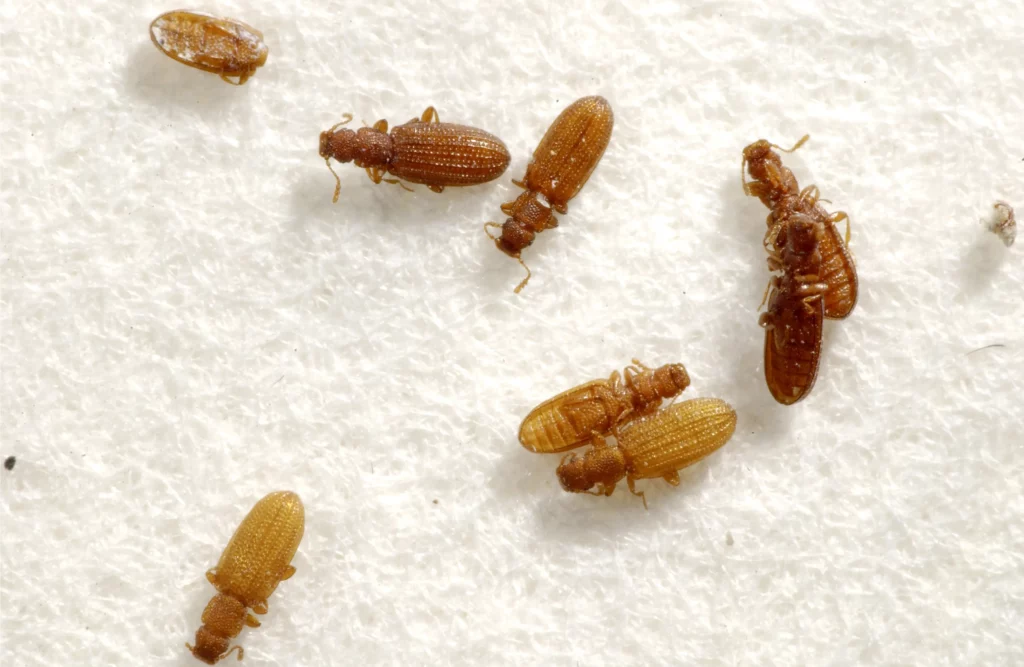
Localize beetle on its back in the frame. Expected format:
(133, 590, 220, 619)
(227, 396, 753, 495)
(149, 11, 269, 85)
(518, 360, 691, 454)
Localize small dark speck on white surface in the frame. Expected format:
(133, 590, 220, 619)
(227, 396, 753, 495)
(4, 456, 15, 470)
(726, 531, 734, 546)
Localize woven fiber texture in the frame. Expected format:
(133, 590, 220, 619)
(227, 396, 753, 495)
(2, 1, 1022, 665)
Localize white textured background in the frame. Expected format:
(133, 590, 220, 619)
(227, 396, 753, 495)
(2, 1, 1022, 665)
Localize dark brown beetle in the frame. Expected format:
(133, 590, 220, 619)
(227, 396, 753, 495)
(759, 215, 828, 405)
(742, 136, 858, 319)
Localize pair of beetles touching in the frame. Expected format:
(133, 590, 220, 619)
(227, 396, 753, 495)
(150, 9, 859, 664)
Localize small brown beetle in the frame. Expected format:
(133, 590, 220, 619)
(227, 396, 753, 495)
(519, 360, 690, 454)
(759, 215, 828, 405)
(743, 136, 858, 319)
(486, 96, 614, 292)
(319, 107, 511, 202)
(149, 11, 268, 85)
(187, 491, 304, 664)
(556, 397, 737, 507)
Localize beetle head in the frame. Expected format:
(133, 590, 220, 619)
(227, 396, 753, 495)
(658, 363, 691, 397)
(187, 627, 229, 665)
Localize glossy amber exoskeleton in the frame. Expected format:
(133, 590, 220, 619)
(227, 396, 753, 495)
(187, 491, 305, 664)
(556, 398, 737, 507)
(518, 360, 690, 453)
(759, 216, 828, 405)
(742, 136, 858, 319)
(485, 96, 614, 292)
(319, 106, 511, 202)
(149, 11, 269, 85)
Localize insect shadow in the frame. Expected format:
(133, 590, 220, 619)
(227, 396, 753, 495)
(714, 175, 796, 442)
(297, 156, 497, 229)
(957, 225, 1009, 298)
(530, 449, 720, 545)
(490, 443, 558, 503)
(124, 43, 250, 115)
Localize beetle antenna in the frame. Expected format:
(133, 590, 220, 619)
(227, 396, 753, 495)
(326, 159, 342, 203)
(512, 257, 532, 294)
(483, 222, 502, 241)
(771, 134, 809, 154)
(328, 113, 353, 133)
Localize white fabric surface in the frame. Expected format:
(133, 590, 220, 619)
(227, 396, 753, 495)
(2, 1, 1022, 665)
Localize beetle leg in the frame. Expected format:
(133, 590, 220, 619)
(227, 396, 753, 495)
(280, 565, 296, 581)
(426, 184, 446, 194)
(582, 482, 616, 497)
(245, 614, 261, 628)
(798, 184, 820, 207)
(371, 119, 389, 133)
(205, 569, 218, 585)
(758, 277, 775, 310)
(380, 177, 415, 192)
(744, 179, 771, 201)
(420, 106, 440, 123)
(220, 74, 245, 86)
(224, 645, 244, 661)
(612, 406, 633, 433)
(764, 220, 784, 251)
(801, 292, 824, 315)
(662, 471, 681, 486)
(627, 477, 648, 509)
(511, 178, 527, 190)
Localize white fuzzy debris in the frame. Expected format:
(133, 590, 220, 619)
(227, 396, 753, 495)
(988, 200, 1016, 247)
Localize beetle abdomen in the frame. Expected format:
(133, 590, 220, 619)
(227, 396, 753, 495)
(519, 381, 620, 453)
(620, 398, 737, 480)
(389, 123, 510, 187)
(213, 491, 305, 605)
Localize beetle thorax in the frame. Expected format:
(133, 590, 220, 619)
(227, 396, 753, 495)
(557, 446, 627, 494)
(496, 191, 557, 256)
(320, 127, 393, 168)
